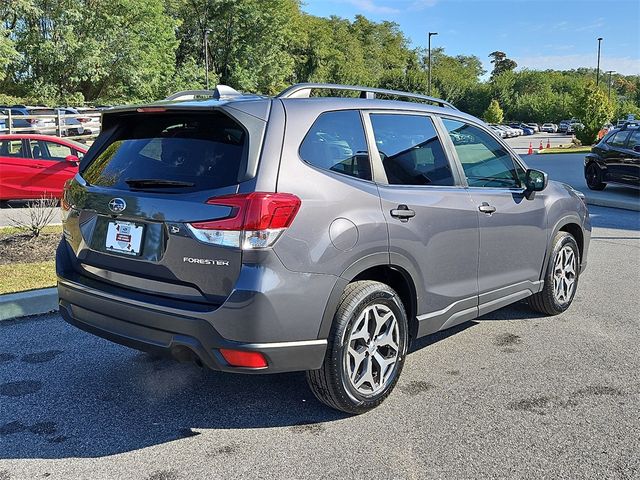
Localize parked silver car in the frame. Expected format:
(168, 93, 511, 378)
(58, 83, 591, 414)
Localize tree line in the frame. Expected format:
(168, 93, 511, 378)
(1, 0, 638, 129)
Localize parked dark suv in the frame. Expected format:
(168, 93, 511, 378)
(584, 123, 640, 190)
(57, 83, 591, 413)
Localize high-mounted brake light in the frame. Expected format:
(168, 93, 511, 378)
(136, 107, 167, 113)
(186, 192, 301, 249)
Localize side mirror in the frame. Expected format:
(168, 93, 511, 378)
(65, 154, 79, 164)
(633, 145, 640, 153)
(524, 168, 548, 198)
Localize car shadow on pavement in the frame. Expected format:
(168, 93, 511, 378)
(0, 316, 351, 459)
(0, 294, 607, 460)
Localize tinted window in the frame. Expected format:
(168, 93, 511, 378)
(608, 130, 631, 147)
(82, 112, 247, 191)
(627, 130, 640, 149)
(29, 140, 73, 161)
(299, 110, 371, 180)
(370, 114, 454, 186)
(0, 140, 24, 157)
(443, 119, 521, 188)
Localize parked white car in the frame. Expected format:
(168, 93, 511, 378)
(541, 123, 558, 133)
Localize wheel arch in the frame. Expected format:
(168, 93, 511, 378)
(540, 215, 584, 279)
(317, 254, 420, 341)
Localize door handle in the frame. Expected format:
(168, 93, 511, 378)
(478, 202, 496, 214)
(390, 204, 416, 222)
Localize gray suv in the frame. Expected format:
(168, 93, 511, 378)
(57, 83, 591, 413)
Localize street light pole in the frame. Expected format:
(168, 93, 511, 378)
(596, 37, 603, 87)
(428, 32, 438, 96)
(605, 70, 615, 100)
(204, 28, 212, 90)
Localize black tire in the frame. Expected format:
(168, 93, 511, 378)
(528, 232, 580, 316)
(585, 162, 606, 191)
(306, 281, 409, 414)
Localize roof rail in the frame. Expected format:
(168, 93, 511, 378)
(277, 83, 457, 109)
(166, 85, 241, 101)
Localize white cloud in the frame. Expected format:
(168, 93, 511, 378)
(346, 0, 401, 14)
(514, 54, 640, 76)
(409, 0, 438, 10)
(344, 0, 437, 14)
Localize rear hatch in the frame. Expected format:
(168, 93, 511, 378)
(61, 106, 268, 305)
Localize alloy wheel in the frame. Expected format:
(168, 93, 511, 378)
(344, 304, 400, 396)
(553, 245, 577, 304)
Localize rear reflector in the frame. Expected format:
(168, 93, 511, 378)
(187, 192, 301, 249)
(219, 349, 268, 368)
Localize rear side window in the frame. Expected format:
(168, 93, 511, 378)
(370, 114, 454, 186)
(627, 129, 640, 149)
(299, 110, 371, 181)
(607, 130, 630, 147)
(82, 112, 247, 191)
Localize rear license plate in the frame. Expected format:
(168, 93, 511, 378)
(106, 221, 144, 256)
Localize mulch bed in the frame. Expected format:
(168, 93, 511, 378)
(0, 232, 61, 265)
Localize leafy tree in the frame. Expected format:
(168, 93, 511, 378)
(3, 0, 178, 103)
(574, 82, 615, 145)
(483, 99, 504, 124)
(489, 51, 517, 79)
(429, 48, 484, 104)
(170, 0, 298, 94)
(0, 26, 17, 81)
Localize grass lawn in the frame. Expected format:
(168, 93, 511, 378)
(538, 146, 592, 154)
(0, 260, 56, 294)
(0, 224, 61, 294)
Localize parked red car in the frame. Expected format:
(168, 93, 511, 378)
(0, 134, 88, 203)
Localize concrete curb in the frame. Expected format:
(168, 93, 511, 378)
(585, 196, 640, 212)
(0, 287, 58, 321)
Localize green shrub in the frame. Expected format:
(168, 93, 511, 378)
(483, 99, 504, 124)
(574, 81, 614, 146)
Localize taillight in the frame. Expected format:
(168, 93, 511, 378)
(78, 117, 90, 123)
(186, 192, 301, 249)
(28, 119, 38, 125)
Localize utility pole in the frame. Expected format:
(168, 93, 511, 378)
(204, 28, 212, 90)
(605, 70, 615, 100)
(428, 32, 438, 96)
(596, 37, 603, 86)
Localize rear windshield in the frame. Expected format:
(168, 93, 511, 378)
(82, 112, 247, 191)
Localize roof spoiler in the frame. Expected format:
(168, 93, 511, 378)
(165, 85, 241, 101)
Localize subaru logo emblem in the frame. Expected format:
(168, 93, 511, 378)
(108, 198, 126, 213)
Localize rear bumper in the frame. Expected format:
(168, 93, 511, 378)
(58, 277, 326, 373)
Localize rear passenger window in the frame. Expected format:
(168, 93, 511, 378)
(607, 131, 630, 147)
(370, 114, 454, 186)
(299, 110, 371, 181)
(627, 130, 640, 149)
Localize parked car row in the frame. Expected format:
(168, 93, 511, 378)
(0, 104, 106, 137)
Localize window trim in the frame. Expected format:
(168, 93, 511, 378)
(361, 109, 466, 188)
(436, 113, 529, 192)
(297, 108, 375, 184)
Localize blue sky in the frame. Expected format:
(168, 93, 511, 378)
(301, 0, 640, 77)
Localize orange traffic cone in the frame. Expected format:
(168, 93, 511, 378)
(546, 138, 551, 149)
(527, 142, 533, 155)
(539, 140, 544, 150)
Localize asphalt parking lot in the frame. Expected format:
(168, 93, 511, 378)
(0, 205, 638, 479)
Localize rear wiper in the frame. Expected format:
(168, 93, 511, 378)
(125, 179, 195, 188)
